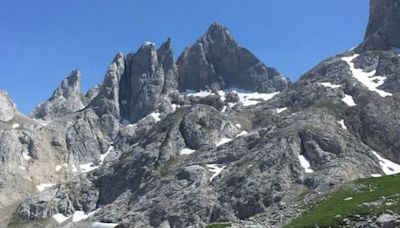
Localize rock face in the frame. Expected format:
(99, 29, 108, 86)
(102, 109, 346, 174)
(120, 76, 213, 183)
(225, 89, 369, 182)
(0, 91, 16, 122)
(32, 70, 84, 120)
(177, 23, 288, 92)
(362, 0, 400, 50)
(2, 1, 400, 227)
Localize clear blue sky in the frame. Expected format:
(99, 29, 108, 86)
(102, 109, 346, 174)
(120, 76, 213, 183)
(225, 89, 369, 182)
(0, 0, 369, 114)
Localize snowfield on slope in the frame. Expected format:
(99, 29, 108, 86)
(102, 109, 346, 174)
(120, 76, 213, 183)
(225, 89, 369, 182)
(342, 54, 392, 97)
(183, 88, 279, 107)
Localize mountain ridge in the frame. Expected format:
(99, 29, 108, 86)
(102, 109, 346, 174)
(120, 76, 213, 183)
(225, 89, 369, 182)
(0, 0, 400, 227)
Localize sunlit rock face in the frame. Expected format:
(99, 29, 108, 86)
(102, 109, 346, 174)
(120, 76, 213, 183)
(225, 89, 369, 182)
(0, 91, 15, 122)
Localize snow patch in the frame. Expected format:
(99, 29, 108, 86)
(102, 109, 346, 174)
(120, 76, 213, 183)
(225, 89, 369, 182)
(276, 107, 288, 113)
(338, 119, 347, 130)
(72, 210, 99, 222)
(216, 138, 233, 147)
(91, 222, 120, 228)
(298, 155, 314, 173)
(80, 146, 114, 173)
(206, 164, 226, 181)
(12, 123, 20, 129)
(34, 119, 51, 126)
(372, 151, 400, 175)
(320, 82, 342, 89)
(179, 148, 196, 155)
(36, 183, 56, 192)
(371, 174, 383, 178)
(149, 112, 161, 122)
(344, 197, 353, 201)
(226, 88, 279, 106)
(182, 90, 213, 97)
(53, 213, 71, 224)
(236, 131, 249, 137)
(22, 151, 32, 160)
(342, 94, 357, 106)
(342, 54, 392, 97)
(18, 166, 26, 170)
(235, 123, 242, 128)
(143, 41, 155, 46)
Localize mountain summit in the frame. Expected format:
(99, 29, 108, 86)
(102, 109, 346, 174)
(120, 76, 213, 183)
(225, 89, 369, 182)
(1, 1, 400, 227)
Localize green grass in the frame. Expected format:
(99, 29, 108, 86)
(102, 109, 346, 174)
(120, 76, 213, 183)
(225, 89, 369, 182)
(206, 223, 232, 228)
(286, 174, 400, 228)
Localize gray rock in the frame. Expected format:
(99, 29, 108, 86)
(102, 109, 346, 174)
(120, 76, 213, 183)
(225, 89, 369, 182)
(32, 70, 84, 120)
(177, 23, 288, 93)
(362, 0, 400, 50)
(0, 91, 16, 122)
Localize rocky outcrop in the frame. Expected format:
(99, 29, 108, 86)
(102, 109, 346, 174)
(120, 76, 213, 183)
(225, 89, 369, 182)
(362, 0, 400, 50)
(32, 70, 84, 120)
(177, 23, 288, 92)
(0, 91, 16, 122)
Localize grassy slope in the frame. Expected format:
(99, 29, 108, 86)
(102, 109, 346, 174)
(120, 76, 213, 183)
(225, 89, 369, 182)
(286, 174, 400, 227)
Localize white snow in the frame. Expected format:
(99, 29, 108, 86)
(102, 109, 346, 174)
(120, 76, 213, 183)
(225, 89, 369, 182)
(216, 138, 233, 147)
(22, 151, 32, 160)
(371, 174, 383, 178)
(320, 82, 342, 89)
(80, 146, 114, 173)
(149, 112, 161, 122)
(298, 155, 314, 173)
(342, 54, 392, 97)
(12, 123, 20, 129)
(235, 123, 242, 128)
(276, 107, 288, 113)
(344, 197, 353, 201)
(338, 119, 347, 130)
(182, 90, 213, 97)
(372, 151, 400, 175)
(56, 165, 62, 172)
(100, 146, 114, 163)
(143, 41, 155, 46)
(18, 166, 26, 170)
(72, 209, 99, 222)
(226, 88, 279, 106)
(53, 213, 71, 224)
(34, 119, 51, 126)
(36, 183, 56, 192)
(91, 222, 120, 228)
(80, 163, 98, 173)
(236, 131, 249, 137)
(179, 148, 196, 155)
(206, 164, 226, 181)
(342, 94, 357, 106)
(182, 88, 279, 107)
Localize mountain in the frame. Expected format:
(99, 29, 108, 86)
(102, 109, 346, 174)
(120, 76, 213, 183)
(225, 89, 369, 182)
(1, 0, 400, 227)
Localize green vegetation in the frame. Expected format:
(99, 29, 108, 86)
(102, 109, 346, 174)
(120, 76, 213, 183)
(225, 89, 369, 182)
(286, 174, 400, 228)
(206, 223, 232, 228)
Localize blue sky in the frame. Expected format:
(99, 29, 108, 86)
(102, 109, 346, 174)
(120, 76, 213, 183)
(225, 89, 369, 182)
(0, 0, 369, 114)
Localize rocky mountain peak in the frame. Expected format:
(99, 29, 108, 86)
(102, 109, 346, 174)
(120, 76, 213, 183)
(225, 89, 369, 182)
(177, 23, 288, 92)
(0, 91, 16, 122)
(32, 70, 84, 120)
(363, 0, 400, 50)
(50, 69, 81, 99)
(203, 22, 236, 46)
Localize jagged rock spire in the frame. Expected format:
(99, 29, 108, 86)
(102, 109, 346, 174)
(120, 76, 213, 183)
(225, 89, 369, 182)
(119, 42, 165, 123)
(32, 70, 84, 120)
(0, 91, 16, 122)
(157, 38, 178, 93)
(362, 0, 400, 50)
(177, 22, 288, 93)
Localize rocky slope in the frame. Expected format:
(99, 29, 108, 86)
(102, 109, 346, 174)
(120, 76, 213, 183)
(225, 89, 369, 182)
(0, 0, 400, 227)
